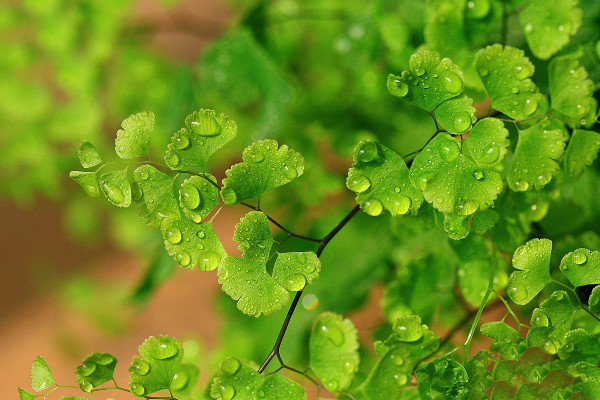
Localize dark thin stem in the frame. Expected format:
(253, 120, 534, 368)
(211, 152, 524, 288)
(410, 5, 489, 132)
(258, 205, 361, 373)
(240, 202, 321, 243)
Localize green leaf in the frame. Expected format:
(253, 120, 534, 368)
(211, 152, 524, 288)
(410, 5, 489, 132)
(164, 109, 237, 171)
(410, 118, 509, 215)
(589, 285, 600, 312)
(435, 95, 477, 134)
(133, 165, 179, 227)
(507, 238, 553, 305)
(474, 44, 544, 119)
(526, 291, 576, 354)
(347, 140, 423, 216)
(115, 111, 154, 159)
(361, 328, 440, 400)
(549, 56, 595, 121)
(465, 351, 493, 398)
(393, 314, 427, 342)
(160, 217, 226, 270)
(481, 322, 526, 360)
(99, 169, 132, 207)
(170, 363, 199, 394)
(255, 375, 306, 400)
(309, 312, 359, 392)
(272, 252, 321, 292)
(75, 352, 117, 392)
(564, 129, 600, 178)
(387, 49, 465, 111)
(218, 211, 288, 316)
(508, 119, 566, 192)
(557, 329, 600, 364)
(179, 175, 219, 223)
(559, 248, 600, 287)
(31, 356, 54, 392)
(416, 358, 470, 400)
(220, 140, 304, 205)
(470, 209, 499, 234)
(70, 171, 101, 197)
(128, 335, 183, 397)
(444, 213, 469, 240)
(77, 140, 102, 168)
(210, 358, 261, 400)
(519, 0, 582, 59)
(18, 388, 34, 400)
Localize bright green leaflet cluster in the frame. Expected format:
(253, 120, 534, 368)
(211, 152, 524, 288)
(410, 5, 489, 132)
(32, 0, 600, 398)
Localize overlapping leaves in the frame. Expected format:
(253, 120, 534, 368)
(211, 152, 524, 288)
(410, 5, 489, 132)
(115, 111, 155, 159)
(526, 291, 576, 354)
(410, 118, 509, 216)
(507, 238, 552, 305)
(347, 140, 423, 216)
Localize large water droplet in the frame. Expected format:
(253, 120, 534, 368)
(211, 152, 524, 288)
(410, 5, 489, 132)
(153, 339, 179, 359)
(102, 182, 125, 205)
(176, 251, 191, 267)
(514, 64, 532, 80)
(480, 144, 500, 163)
(395, 373, 409, 386)
(80, 380, 93, 392)
(199, 251, 222, 270)
(347, 174, 371, 193)
(509, 283, 529, 303)
(356, 141, 379, 163)
(287, 273, 307, 291)
(283, 165, 298, 180)
(190, 114, 221, 136)
(180, 183, 201, 210)
(136, 169, 149, 181)
(439, 140, 460, 161)
(302, 294, 319, 310)
(453, 112, 472, 133)
(79, 363, 96, 377)
(171, 370, 189, 391)
(390, 79, 408, 97)
(343, 360, 355, 374)
(524, 23, 533, 33)
(466, 0, 490, 19)
(363, 199, 383, 216)
(543, 339, 560, 354)
(388, 195, 411, 216)
(523, 96, 539, 116)
(197, 230, 206, 239)
(572, 249, 588, 265)
(441, 71, 463, 94)
(219, 385, 235, 400)
(97, 354, 114, 366)
(129, 358, 151, 376)
(220, 187, 237, 204)
(532, 310, 549, 327)
(326, 379, 339, 392)
(249, 148, 264, 163)
(165, 227, 182, 244)
(165, 152, 181, 169)
(390, 352, 405, 366)
(173, 134, 190, 150)
(514, 179, 530, 191)
(220, 358, 242, 376)
(473, 170, 485, 180)
(130, 382, 146, 396)
(321, 323, 345, 346)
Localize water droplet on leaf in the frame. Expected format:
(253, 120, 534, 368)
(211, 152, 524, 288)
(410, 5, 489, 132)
(200, 251, 222, 270)
(287, 273, 307, 291)
(441, 71, 463, 94)
(219, 385, 235, 400)
(573, 249, 587, 265)
(79, 363, 96, 377)
(130, 383, 146, 396)
(320, 323, 345, 346)
(97, 354, 114, 365)
(220, 358, 242, 376)
(220, 187, 237, 204)
(165, 152, 181, 169)
(439, 140, 460, 161)
(171, 370, 189, 391)
(165, 227, 182, 244)
(347, 174, 371, 193)
(129, 358, 151, 376)
(153, 340, 179, 359)
(363, 199, 383, 216)
(388, 195, 411, 215)
(190, 114, 221, 136)
(356, 141, 379, 163)
(473, 170, 484, 180)
(173, 135, 190, 150)
(102, 182, 125, 205)
(176, 251, 191, 267)
(181, 183, 201, 210)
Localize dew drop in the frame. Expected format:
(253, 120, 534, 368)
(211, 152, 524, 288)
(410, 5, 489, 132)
(219, 385, 235, 400)
(197, 230, 206, 239)
(439, 140, 460, 161)
(165, 227, 182, 244)
(363, 199, 383, 216)
(165, 152, 181, 169)
(80, 380, 94, 392)
(390, 352, 405, 366)
(97, 354, 114, 365)
(523, 96, 539, 116)
(347, 174, 371, 193)
(102, 182, 125, 205)
(220, 187, 237, 204)
(390, 79, 408, 97)
(441, 71, 463, 94)
(414, 66, 425, 76)
(287, 273, 307, 291)
(395, 373, 409, 386)
(180, 183, 201, 210)
(532, 310, 549, 327)
(249, 148, 264, 163)
(356, 141, 379, 163)
(176, 251, 191, 267)
(473, 170, 485, 180)
(173, 134, 190, 150)
(466, 0, 490, 19)
(478, 68, 489, 77)
(509, 283, 529, 303)
(190, 114, 221, 136)
(283, 165, 298, 180)
(453, 111, 472, 132)
(79, 363, 96, 377)
(131, 184, 143, 201)
(514, 64, 532, 80)
(524, 23, 533, 33)
(326, 380, 339, 392)
(343, 360, 355, 374)
(154, 340, 179, 359)
(514, 179, 530, 191)
(302, 293, 319, 310)
(543, 339, 560, 354)
(199, 251, 222, 270)
(573, 249, 588, 265)
(220, 358, 242, 376)
(171, 370, 189, 391)
(321, 323, 345, 346)
(480, 144, 500, 163)
(511, 87, 520, 94)
(129, 358, 151, 376)
(130, 383, 146, 396)
(136, 169, 149, 181)
(388, 195, 411, 216)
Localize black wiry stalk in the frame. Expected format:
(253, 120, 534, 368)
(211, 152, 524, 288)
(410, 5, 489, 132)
(258, 205, 361, 373)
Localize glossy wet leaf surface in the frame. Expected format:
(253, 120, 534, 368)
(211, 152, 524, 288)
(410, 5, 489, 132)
(179, 174, 219, 223)
(254, 374, 306, 400)
(77, 140, 102, 168)
(128, 335, 183, 397)
(210, 357, 261, 400)
(70, 171, 100, 198)
(416, 358, 469, 400)
(548, 56, 595, 122)
(481, 322, 526, 360)
(75, 352, 117, 392)
(272, 252, 321, 292)
(31, 356, 54, 392)
(309, 312, 359, 393)
(115, 111, 154, 159)
(559, 248, 600, 287)
(347, 140, 423, 217)
(165, 109, 237, 171)
(220, 140, 304, 205)
(99, 169, 131, 207)
(564, 129, 600, 178)
(526, 291, 576, 354)
(133, 164, 179, 227)
(507, 238, 553, 305)
(435, 95, 476, 134)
